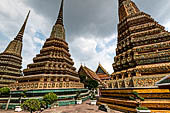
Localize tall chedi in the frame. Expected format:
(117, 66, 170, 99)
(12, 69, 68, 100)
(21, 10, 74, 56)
(9, 0, 84, 91)
(111, 0, 170, 88)
(0, 11, 30, 87)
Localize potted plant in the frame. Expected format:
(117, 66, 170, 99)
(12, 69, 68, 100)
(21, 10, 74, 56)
(75, 91, 82, 104)
(90, 91, 97, 105)
(129, 91, 151, 113)
(137, 107, 150, 113)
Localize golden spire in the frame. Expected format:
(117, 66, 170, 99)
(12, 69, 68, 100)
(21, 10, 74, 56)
(55, 0, 64, 26)
(15, 10, 30, 41)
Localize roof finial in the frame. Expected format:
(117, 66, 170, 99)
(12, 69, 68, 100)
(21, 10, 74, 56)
(15, 10, 30, 41)
(55, 0, 64, 25)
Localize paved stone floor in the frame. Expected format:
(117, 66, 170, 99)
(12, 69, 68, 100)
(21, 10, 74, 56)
(0, 101, 122, 113)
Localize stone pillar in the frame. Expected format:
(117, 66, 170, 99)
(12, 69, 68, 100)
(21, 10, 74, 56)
(60, 77, 63, 82)
(47, 78, 51, 82)
(122, 73, 125, 79)
(116, 75, 119, 80)
(128, 72, 131, 78)
(54, 77, 58, 82)
(136, 71, 141, 77)
(65, 77, 69, 82)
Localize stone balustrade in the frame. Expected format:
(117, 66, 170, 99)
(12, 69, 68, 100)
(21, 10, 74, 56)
(108, 74, 166, 88)
(9, 81, 84, 91)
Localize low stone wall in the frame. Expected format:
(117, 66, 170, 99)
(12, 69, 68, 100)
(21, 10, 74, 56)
(98, 87, 170, 112)
(107, 74, 165, 88)
(0, 88, 89, 109)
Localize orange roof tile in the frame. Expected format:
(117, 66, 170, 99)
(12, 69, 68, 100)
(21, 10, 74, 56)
(97, 74, 111, 80)
(78, 65, 107, 87)
(83, 66, 101, 81)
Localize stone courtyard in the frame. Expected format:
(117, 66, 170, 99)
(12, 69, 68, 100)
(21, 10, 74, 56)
(0, 100, 122, 113)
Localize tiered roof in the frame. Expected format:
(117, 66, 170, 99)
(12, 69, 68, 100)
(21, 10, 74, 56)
(23, 0, 79, 79)
(78, 65, 107, 87)
(79, 65, 100, 81)
(0, 11, 30, 77)
(96, 63, 110, 80)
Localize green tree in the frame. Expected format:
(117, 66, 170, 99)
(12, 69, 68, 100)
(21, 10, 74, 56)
(87, 79, 99, 90)
(21, 99, 40, 113)
(0, 87, 10, 95)
(0, 87, 11, 110)
(40, 100, 46, 108)
(43, 93, 58, 105)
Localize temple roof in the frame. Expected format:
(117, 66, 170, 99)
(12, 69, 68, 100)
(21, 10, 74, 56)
(96, 63, 110, 80)
(96, 63, 109, 75)
(79, 65, 101, 82)
(78, 65, 107, 87)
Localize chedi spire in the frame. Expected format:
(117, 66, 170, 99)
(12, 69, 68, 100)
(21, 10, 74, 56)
(56, 0, 64, 26)
(15, 10, 30, 42)
(50, 0, 65, 40)
(0, 10, 30, 81)
(4, 10, 30, 56)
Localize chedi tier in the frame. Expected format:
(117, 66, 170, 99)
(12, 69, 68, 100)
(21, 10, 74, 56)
(10, 0, 84, 90)
(0, 11, 30, 88)
(111, 0, 170, 88)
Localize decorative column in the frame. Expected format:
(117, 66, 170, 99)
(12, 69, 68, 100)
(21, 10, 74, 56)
(136, 70, 141, 77)
(40, 78, 44, 82)
(54, 77, 58, 82)
(128, 72, 131, 78)
(121, 73, 125, 79)
(60, 77, 64, 82)
(65, 77, 69, 82)
(47, 78, 51, 82)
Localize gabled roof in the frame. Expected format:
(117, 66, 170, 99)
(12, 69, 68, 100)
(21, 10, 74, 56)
(79, 65, 100, 81)
(78, 65, 107, 87)
(96, 63, 109, 75)
(155, 75, 170, 86)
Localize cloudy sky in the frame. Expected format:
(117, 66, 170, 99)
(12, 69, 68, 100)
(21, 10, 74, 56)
(0, 0, 170, 73)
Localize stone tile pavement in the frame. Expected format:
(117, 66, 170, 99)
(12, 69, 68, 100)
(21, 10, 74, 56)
(0, 100, 123, 113)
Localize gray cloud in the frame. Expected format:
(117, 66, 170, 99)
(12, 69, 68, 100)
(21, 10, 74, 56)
(23, 0, 118, 41)
(22, 0, 170, 41)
